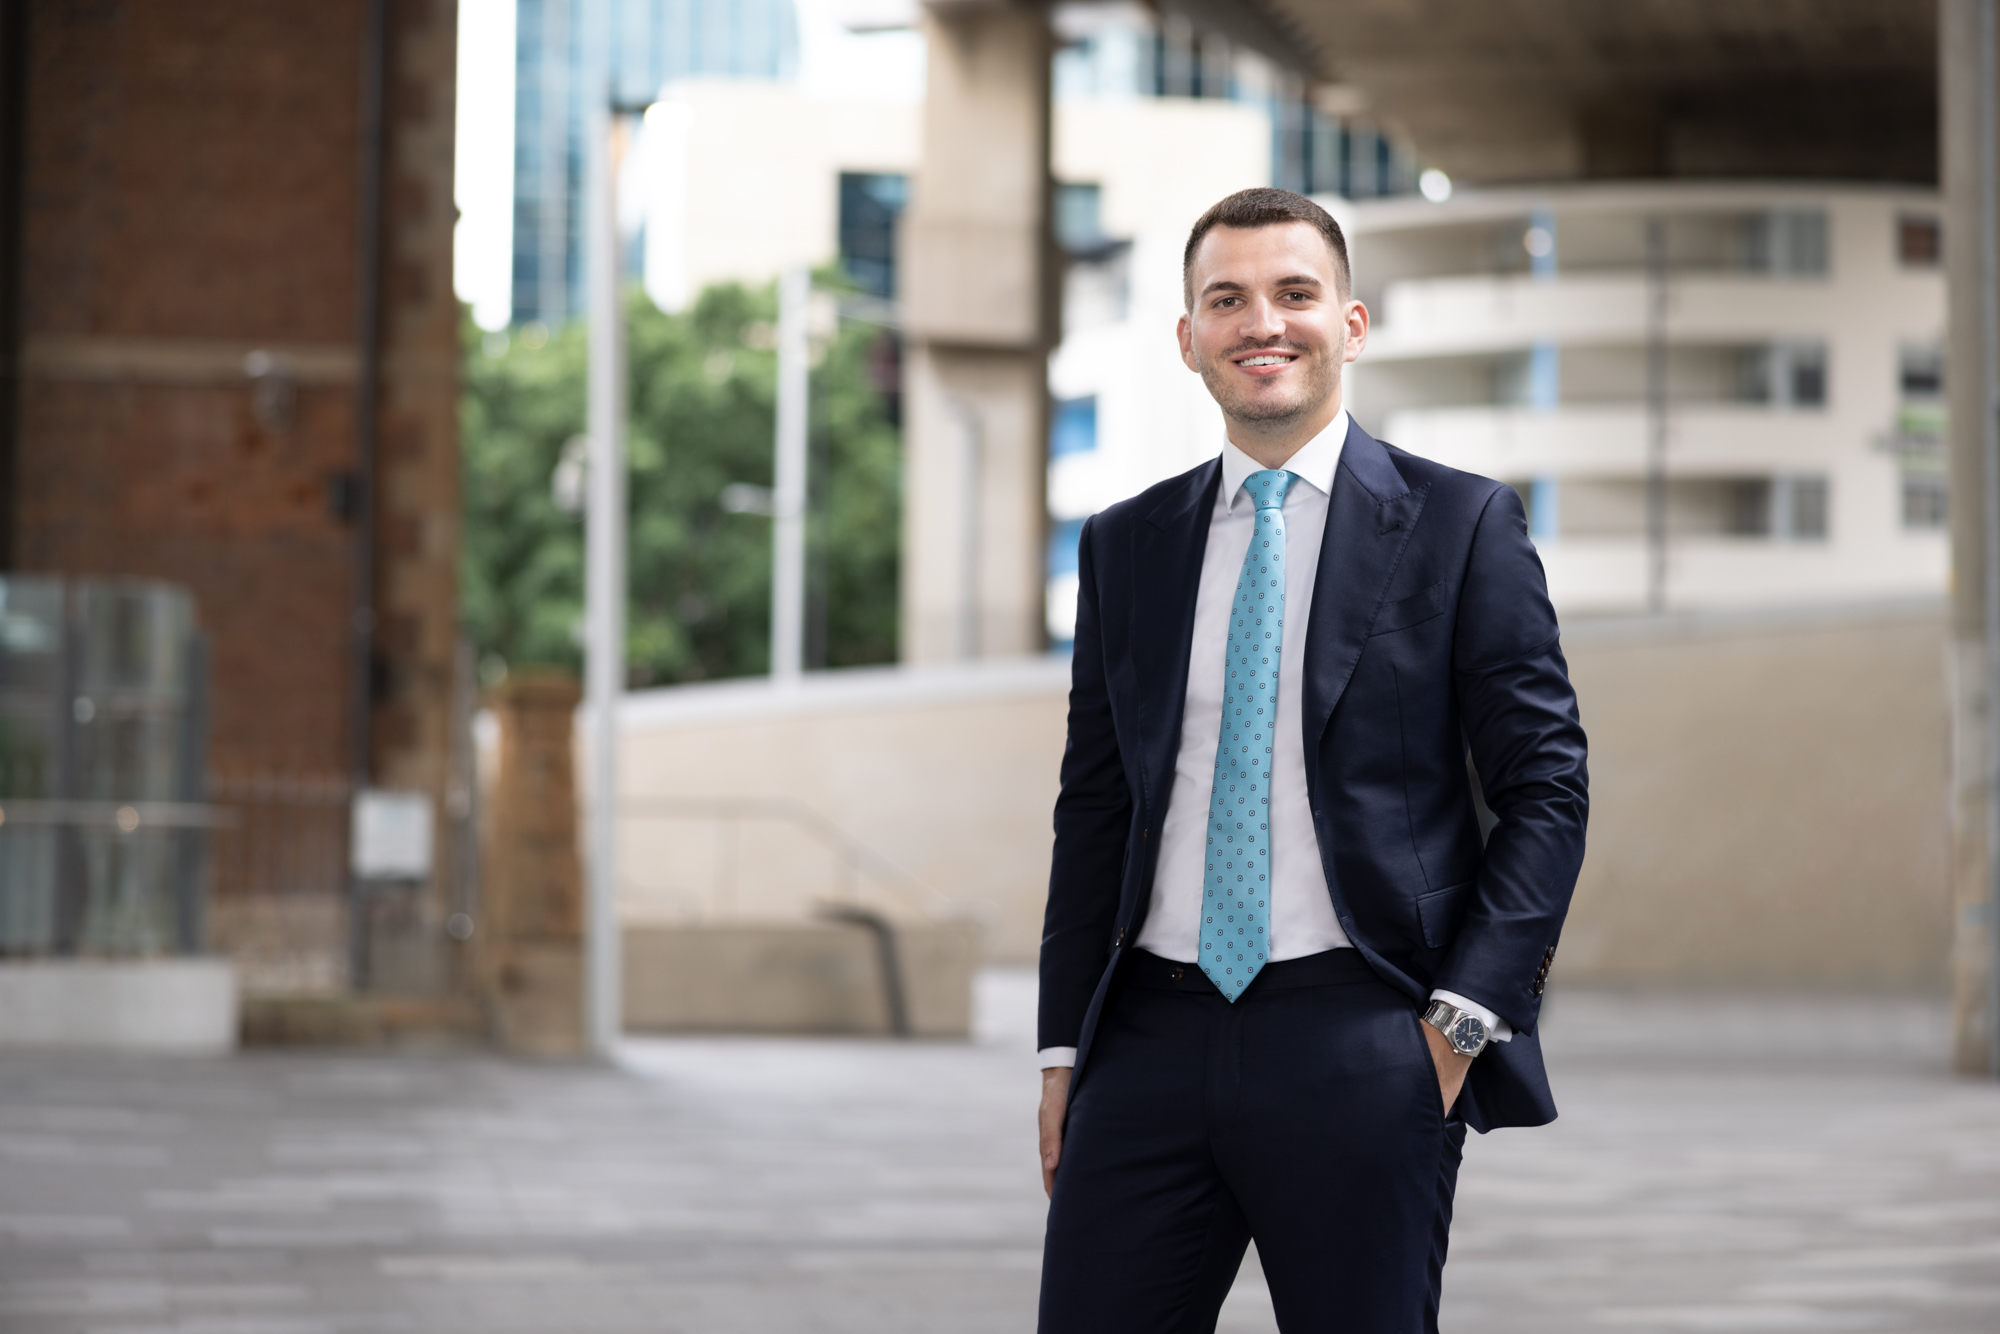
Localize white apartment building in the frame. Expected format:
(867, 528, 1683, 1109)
(1342, 184, 1948, 615)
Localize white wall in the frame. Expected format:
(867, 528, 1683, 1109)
(614, 602, 1952, 987)
(652, 78, 922, 299)
(617, 660, 1071, 962)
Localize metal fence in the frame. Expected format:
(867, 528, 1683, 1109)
(204, 771, 353, 993)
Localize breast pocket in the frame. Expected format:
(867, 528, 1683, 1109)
(1369, 581, 1447, 637)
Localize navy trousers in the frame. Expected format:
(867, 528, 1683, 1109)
(1039, 949, 1466, 1334)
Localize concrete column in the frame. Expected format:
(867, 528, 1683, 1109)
(1944, 0, 1997, 1075)
(481, 673, 585, 1054)
(899, 1, 1055, 663)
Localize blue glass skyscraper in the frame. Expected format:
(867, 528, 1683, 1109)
(511, 0, 798, 326)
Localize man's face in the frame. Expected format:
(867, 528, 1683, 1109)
(1177, 222, 1366, 429)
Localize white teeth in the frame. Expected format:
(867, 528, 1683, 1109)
(1239, 355, 1290, 367)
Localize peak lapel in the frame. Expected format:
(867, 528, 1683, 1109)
(1130, 458, 1221, 815)
(1302, 421, 1429, 747)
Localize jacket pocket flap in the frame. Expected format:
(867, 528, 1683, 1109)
(1370, 580, 1447, 637)
(1415, 880, 1473, 950)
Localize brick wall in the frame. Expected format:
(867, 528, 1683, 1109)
(10, 0, 463, 977)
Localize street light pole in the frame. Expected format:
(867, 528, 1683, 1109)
(582, 65, 626, 1058)
(771, 264, 809, 683)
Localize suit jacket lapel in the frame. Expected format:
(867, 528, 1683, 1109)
(1302, 420, 1429, 747)
(1130, 458, 1220, 818)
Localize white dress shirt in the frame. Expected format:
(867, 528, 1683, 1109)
(1140, 413, 1353, 966)
(1039, 411, 1507, 1067)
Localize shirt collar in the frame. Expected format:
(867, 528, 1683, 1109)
(1220, 408, 1349, 513)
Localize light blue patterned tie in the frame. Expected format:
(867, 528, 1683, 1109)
(1202, 468, 1296, 1002)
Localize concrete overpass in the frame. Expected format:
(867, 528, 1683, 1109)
(1257, 0, 1936, 185)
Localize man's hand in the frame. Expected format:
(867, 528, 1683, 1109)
(1419, 1019, 1473, 1117)
(1039, 1066, 1072, 1198)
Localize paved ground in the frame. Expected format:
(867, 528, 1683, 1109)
(2, 973, 1998, 1333)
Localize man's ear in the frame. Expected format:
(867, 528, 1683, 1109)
(1176, 314, 1198, 373)
(1342, 299, 1370, 365)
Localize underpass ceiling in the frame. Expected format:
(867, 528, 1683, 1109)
(1254, 0, 1939, 184)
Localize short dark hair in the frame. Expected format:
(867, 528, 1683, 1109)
(1182, 188, 1350, 309)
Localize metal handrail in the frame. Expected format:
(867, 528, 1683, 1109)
(619, 794, 961, 921)
(0, 798, 237, 830)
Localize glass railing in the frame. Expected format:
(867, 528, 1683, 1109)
(0, 576, 211, 957)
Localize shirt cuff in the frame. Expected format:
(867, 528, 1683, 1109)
(1429, 989, 1513, 1043)
(1038, 1046, 1078, 1068)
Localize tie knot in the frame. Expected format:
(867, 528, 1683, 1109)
(1242, 469, 1295, 512)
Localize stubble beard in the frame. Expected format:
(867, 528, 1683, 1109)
(1196, 341, 1340, 429)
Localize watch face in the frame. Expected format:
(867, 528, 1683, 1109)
(1448, 1014, 1487, 1054)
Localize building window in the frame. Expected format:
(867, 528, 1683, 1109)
(1902, 475, 1948, 529)
(1727, 475, 1828, 540)
(1727, 479, 1773, 536)
(1056, 183, 1105, 252)
(1899, 343, 1944, 398)
(1893, 343, 1946, 526)
(1056, 183, 1130, 332)
(1046, 518, 1088, 647)
(1898, 215, 1942, 266)
(1528, 475, 1560, 542)
(1051, 397, 1099, 458)
(1775, 475, 1829, 540)
(1739, 342, 1828, 407)
(1787, 347, 1827, 407)
(1896, 343, 1946, 442)
(1048, 518, 1087, 579)
(838, 172, 909, 300)
(1740, 210, 1828, 275)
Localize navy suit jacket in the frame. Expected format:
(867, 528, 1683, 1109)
(1038, 418, 1589, 1132)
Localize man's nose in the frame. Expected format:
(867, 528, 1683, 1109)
(1241, 296, 1286, 340)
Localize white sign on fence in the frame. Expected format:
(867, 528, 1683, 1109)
(350, 789, 434, 880)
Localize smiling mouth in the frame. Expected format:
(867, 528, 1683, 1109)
(1235, 353, 1298, 369)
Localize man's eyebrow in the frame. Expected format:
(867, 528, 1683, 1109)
(1198, 274, 1327, 298)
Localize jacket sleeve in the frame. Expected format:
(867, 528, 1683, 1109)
(1038, 515, 1132, 1051)
(1435, 484, 1589, 1035)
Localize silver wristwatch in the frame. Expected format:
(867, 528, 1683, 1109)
(1422, 999, 1492, 1057)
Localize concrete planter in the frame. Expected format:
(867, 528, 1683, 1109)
(0, 958, 238, 1052)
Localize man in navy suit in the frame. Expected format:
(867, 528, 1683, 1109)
(1035, 188, 1589, 1333)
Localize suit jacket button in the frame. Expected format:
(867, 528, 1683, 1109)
(1169, 965, 1185, 981)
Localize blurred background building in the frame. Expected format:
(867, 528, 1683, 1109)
(510, 0, 799, 327)
(1345, 183, 1947, 615)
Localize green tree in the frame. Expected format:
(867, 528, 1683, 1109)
(460, 279, 901, 686)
